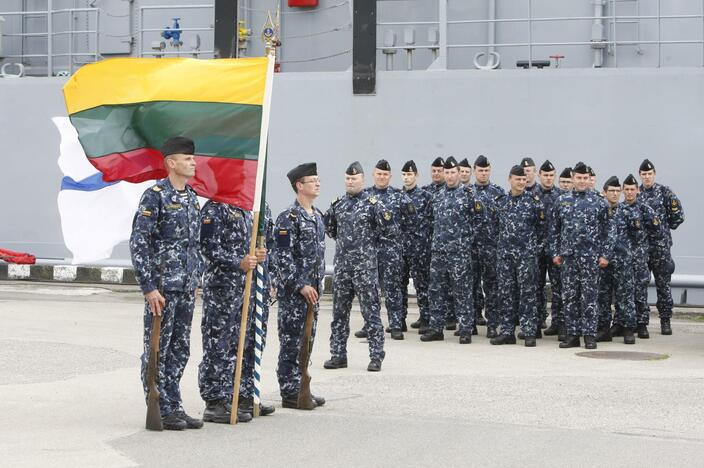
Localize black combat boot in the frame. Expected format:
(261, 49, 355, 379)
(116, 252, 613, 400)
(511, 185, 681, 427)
(660, 318, 672, 335)
(544, 322, 559, 336)
(323, 356, 348, 369)
(410, 317, 428, 329)
(609, 323, 624, 337)
(524, 336, 537, 347)
(239, 396, 275, 416)
(636, 324, 650, 339)
(390, 329, 404, 340)
(490, 334, 517, 345)
(203, 400, 251, 424)
(401, 321, 408, 332)
(596, 326, 613, 342)
(367, 359, 382, 372)
(476, 315, 487, 326)
(472, 325, 478, 336)
(518, 331, 525, 340)
(540, 320, 548, 329)
(418, 323, 430, 335)
(420, 330, 444, 342)
(173, 410, 203, 429)
(558, 324, 567, 342)
(583, 335, 597, 349)
(536, 327, 543, 339)
(161, 412, 187, 430)
(559, 335, 580, 348)
(453, 329, 461, 337)
(623, 328, 636, 345)
(354, 329, 368, 339)
(486, 326, 498, 339)
(445, 319, 457, 331)
(458, 334, 472, 344)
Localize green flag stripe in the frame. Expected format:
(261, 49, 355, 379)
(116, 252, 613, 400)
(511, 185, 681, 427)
(70, 101, 262, 160)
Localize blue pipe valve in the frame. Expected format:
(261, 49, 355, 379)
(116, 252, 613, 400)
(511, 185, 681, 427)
(161, 18, 183, 47)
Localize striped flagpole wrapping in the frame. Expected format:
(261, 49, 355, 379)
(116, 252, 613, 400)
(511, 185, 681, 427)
(253, 263, 266, 414)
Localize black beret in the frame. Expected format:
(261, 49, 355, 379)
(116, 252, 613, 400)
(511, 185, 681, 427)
(559, 167, 572, 179)
(640, 159, 655, 172)
(540, 160, 555, 172)
(520, 157, 535, 167)
(588, 166, 596, 177)
(287, 163, 317, 187)
(573, 162, 589, 174)
(603, 176, 620, 190)
(474, 155, 490, 168)
(459, 158, 471, 168)
(431, 157, 445, 168)
(161, 136, 195, 157)
(444, 156, 458, 170)
(510, 165, 525, 177)
(375, 159, 391, 171)
(402, 160, 417, 173)
(346, 161, 364, 176)
(623, 174, 638, 186)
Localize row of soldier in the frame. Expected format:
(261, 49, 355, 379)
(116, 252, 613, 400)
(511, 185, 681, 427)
(130, 137, 684, 430)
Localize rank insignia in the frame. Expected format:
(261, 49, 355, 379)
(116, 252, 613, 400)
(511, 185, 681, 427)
(141, 210, 152, 217)
(653, 218, 660, 225)
(151, 186, 162, 192)
(203, 218, 212, 224)
(369, 196, 378, 205)
(383, 211, 392, 221)
(475, 202, 482, 212)
(539, 211, 545, 220)
(634, 220, 640, 228)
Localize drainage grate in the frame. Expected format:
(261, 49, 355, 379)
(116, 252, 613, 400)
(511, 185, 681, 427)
(575, 351, 669, 361)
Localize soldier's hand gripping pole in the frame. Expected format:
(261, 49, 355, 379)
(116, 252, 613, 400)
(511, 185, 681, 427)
(231, 211, 261, 424)
(297, 302, 316, 410)
(145, 314, 163, 430)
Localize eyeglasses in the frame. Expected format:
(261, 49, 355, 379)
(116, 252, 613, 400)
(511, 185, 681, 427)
(301, 178, 321, 184)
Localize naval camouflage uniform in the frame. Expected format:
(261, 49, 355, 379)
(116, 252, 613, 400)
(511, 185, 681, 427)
(130, 178, 202, 417)
(493, 191, 546, 337)
(535, 184, 565, 327)
(274, 201, 326, 399)
(401, 185, 433, 325)
(550, 188, 615, 338)
(325, 191, 394, 362)
(639, 182, 685, 325)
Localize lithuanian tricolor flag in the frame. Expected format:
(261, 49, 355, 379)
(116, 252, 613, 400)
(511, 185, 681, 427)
(62, 57, 274, 210)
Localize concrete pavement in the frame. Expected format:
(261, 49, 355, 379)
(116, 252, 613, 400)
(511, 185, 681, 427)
(1, 281, 704, 467)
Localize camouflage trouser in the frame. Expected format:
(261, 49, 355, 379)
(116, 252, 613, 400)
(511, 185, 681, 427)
(538, 253, 563, 325)
(477, 246, 499, 328)
(378, 245, 405, 330)
(472, 245, 485, 318)
(634, 258, 651, 325)
(401, 251, 431, 322)
(141, 290, 195, 415)
(277, 291, 318, 398)
(429, 252, 475, 334)
(561, 255, 600, 337)
(198, 286, 244, 402)
(496, 253, 539, 336)
(648, 249, 675, 320)
(598, 260, 637, 329)
(330, 268, 385, 361)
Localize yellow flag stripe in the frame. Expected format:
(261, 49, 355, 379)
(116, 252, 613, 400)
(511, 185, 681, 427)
(63, 57, 268, 115)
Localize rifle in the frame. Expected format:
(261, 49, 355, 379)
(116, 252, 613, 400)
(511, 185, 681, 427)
(145, 264, 165, 431)
(297, 302, 316, 410)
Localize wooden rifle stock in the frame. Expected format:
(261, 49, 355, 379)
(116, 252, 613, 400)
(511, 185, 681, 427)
(145, 313, 163, 430)
(297, 302, 316, 410)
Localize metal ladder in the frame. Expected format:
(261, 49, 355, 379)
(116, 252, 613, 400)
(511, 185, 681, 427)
(609, 0, 643, 66)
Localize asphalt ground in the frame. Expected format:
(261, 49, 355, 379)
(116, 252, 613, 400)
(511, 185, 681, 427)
(1, 281, 704, 467)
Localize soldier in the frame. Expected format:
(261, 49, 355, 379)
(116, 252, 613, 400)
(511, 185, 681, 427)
(130, 136, 203, 431)
(558, 167, 573, 191)
(361, 159, 415, 340)
(473, 155, 505, 338)
(535, 160, 565, 338)
(490, 165, 546, 347)
(595, 176, 639, 344)
(588, 167, 597, 191)
(198, 198, 274, 423)
(400, 160, 434, 334)
(275, 163, 327, 409)
(423, 157, 446, 194)
(521, 157, 540, 195)
(638, 159, 685, 335)
(550, 162, 615, 349)
(324, 161, 392, 372)
(620, 174, 666, 339)
(459, 158, 473, 187)
(421, 157, 481, 344)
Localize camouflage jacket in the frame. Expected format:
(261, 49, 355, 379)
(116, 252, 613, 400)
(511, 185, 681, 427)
(639, 182, 685, 251)
(493, 191, 546, 256)
(430, 185, 482, 255)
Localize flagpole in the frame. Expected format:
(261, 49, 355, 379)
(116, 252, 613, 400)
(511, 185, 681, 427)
(230, 51, 276, 425)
